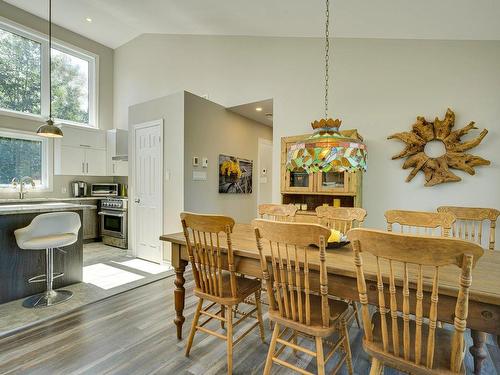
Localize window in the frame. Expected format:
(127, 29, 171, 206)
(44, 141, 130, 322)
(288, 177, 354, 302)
(0, 28, 42, 115)
(52, 48, 90, 124)
(0, 20, 97, 127)
(0, 130, 49, 189)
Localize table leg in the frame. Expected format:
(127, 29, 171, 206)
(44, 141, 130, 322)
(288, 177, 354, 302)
(174, 260, 187, 340)
(470, 330, 488, 374)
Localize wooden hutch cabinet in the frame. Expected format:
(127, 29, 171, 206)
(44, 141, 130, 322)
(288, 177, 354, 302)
(281, 131, 363, 223)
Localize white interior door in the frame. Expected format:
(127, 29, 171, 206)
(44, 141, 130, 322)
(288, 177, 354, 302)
(257, 138, 273, 211)
(133, 120, 163, 263)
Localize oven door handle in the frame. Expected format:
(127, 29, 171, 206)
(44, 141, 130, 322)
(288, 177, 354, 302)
(98, 211, 125, 217)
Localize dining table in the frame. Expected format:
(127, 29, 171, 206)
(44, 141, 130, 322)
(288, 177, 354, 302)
(160, 223, 500, 375)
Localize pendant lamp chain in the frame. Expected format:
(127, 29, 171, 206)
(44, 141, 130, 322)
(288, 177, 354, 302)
(324, 0, 330, 119)
(48, 0, 52, 120)
(285, 0, 367, 174)
(36, 0, 63, 137)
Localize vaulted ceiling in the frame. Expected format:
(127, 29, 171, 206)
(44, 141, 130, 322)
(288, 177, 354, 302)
(5, 0, 500, 49)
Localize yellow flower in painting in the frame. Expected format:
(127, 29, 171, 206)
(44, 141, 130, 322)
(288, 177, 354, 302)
(220, 160, 242, 178)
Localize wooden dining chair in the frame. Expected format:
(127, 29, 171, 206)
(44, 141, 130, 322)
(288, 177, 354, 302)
(253, 219, 354, 375)
(385, 209, 456, 237)
(437, 206, 500, 250)
(316, 206, 367, 232)
(348, 228, 484, 375)
(259, 203, 298, 222)
(258, 204, 299, 318)
(315, 206, 367, 328)
(181, 212, 265, 375)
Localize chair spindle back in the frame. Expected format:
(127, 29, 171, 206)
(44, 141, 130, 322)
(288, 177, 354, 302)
(437, 206, 500, 250)
(385, 210, 455, 237)
(258, 204, 298, 222)
(348, 228, 484, 372)
(181, 212, 237, 299)
(316, 206, 367, 233)
(253, 219, 331, 328)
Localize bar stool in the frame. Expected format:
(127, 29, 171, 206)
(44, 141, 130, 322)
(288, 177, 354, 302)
(14, 212, 81, 308)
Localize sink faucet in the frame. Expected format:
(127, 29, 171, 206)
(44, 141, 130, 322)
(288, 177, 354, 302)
(11, 177, 36, 199)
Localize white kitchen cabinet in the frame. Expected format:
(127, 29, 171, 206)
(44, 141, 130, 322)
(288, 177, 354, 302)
(58, 146, 86, 175)
(54, 125, 107, 176)
(85, 149, 107, 176)
(110, 160, 128, 176)
(107, 129, 128, 176)
(57, 125, 106, 149)
(55, 146, 106, 176)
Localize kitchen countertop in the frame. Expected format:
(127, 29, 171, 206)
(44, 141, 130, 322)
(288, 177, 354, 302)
(0, 197, 128, 204)
(0, 202, 97, 215)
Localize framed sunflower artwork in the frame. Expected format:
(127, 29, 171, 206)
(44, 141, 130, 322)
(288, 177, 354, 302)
(218, 154, 253, 194)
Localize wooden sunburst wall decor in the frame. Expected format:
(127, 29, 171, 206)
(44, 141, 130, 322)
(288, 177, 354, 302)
(388, 108, 490, 187)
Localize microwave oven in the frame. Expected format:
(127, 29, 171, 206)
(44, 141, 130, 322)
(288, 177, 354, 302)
(91, 183, 118, 197)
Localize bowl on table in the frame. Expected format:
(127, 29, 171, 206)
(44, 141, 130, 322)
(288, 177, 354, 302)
(311, 229, 350, 249)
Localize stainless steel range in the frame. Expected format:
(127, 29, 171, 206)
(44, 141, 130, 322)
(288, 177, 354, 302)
(99, 198, 128, 249)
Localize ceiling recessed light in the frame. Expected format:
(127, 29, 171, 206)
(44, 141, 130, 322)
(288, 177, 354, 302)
(255, 107, 263, 112)
(85, 17, 93, 23)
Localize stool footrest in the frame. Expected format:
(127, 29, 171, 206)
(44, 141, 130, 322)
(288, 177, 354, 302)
(28, 272, 64, 284)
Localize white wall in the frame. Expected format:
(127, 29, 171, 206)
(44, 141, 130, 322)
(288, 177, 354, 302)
(128, 92, 184, 262)
(257, 138, 274, 213)
(115, 35, 500, 233)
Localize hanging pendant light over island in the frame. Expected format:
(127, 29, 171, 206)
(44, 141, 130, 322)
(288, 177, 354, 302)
(36, 0, 63, 138)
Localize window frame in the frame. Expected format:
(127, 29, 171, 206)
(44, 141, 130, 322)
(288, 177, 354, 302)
(0, 16, 99, 128)
(0, 128, 53, 192)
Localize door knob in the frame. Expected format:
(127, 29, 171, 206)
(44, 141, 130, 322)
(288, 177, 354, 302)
(134, 198, 141, 203)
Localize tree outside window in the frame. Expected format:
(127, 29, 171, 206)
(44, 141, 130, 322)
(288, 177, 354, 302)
(0, 29, 42, 115)
(0, 131, 46, 188)
(51, 48, 89, 124)
(0, 24, 95, 126)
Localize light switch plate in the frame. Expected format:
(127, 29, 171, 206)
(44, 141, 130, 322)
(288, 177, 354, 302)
(192, 156, 199, 167)
(202, 157, 208, 168)
(193, 171, 207, 181)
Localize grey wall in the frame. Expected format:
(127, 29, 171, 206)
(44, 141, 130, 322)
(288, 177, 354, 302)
(127, 91, 272, 258)
(184, 92, 273, 224)
(114, 34, 500, 236)
(128, 92, 184, 261)
(0, 1, 115, 198)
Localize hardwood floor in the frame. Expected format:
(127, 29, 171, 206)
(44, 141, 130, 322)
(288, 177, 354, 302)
(0, 273, 498, 375)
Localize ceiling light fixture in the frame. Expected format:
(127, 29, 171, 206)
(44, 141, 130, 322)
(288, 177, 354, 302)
(37, 0, 63, 138)
(286, 0, 367, 173)
(255, 107, 263, 112)
(85, 17, 93, 23)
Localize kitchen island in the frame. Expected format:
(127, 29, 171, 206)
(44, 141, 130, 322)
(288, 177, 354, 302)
(0, 202, 95, 304)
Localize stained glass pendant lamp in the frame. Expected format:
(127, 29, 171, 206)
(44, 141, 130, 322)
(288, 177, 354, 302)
(37, 0, 63, 138)
(286, 0, 366, 174)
